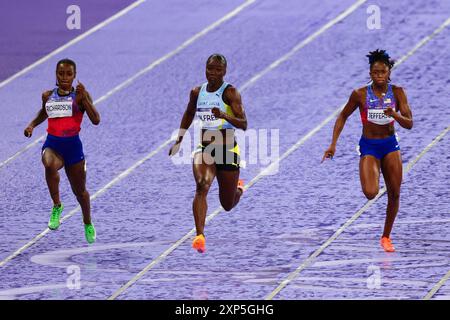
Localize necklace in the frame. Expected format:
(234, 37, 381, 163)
(58, 87, 73, 96)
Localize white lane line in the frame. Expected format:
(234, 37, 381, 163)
(240, 0, 367, 92)
(0, 0, 146, 90)
(113, 13, 450, 299)
(0, 0, 256, 169)
(266, 126, 449, 300)
(93, 0, 256, 106)
(394, 17, 450, 67)
(424, 268, 450, 299)
(107, 0, 372, 299)
(249, 276, 431, 286)
(107, 229, 197, 300)
(0, 138, 174, 268)
(0, 282, 98, 299)
(345, 218, 450, 230)
(0, 0, 360, 269)
(312, 255, 445, 268)
(110, 14, 450, 300)
(111, 122, 448, 300)
(0, 136, 46, 169)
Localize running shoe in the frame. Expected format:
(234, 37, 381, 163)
(192, 234, 206, 253)
(84, 223, 96, 244)
(380, 236, 395, 252)
(48, 203, 63, 230)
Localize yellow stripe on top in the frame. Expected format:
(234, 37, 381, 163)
(218, 103, 235, 129)
(224, 103, 235, 117)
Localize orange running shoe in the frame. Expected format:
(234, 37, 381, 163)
(237, 179, 245, 193)
(192, 234, 206, 253)
(380, 236, 395, 252)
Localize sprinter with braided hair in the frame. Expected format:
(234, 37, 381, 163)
(322, 49, 413, 252)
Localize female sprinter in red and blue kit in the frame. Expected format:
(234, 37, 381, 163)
(24, 58, 100, 244)
(323, 50, 413, 252)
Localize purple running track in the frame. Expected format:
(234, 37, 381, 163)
(0, 0, 449, 300)
(0, 0, 136, 81)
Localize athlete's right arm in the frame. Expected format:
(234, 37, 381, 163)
(322, 90, 360, 162)
(24, 91, 51, 138)
(169, 87, 199, 156)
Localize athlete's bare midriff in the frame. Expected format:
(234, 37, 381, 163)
(201, 128, 236, 146)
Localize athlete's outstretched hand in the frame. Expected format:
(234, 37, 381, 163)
(169, 141, 181, 156)
(322, 145, 336, 163)
(24, 126, 33, 138)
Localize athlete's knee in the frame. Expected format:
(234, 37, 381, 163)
(219, 190, 239, 211)
(220, 199, 234, 211)
(363, 187, 379, 200)
(222, 205, 233, 212)
(220, 198, 234, 211)
(42, 159, 58, 171)
(196, 179, 212, 194)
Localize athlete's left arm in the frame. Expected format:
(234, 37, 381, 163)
(214, 86, 247, 130)
(385, 86, 413, 129)
(76, 81, 100, 125)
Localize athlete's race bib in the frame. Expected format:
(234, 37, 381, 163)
(197, 108, 222, 128)
(45, 100, 73, 118)
(367, 109, 393, 125)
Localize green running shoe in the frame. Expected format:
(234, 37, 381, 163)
(84, 223, 96, 244)
(48, 203, 63, 230)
